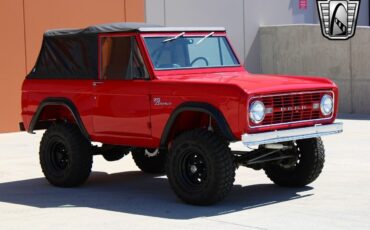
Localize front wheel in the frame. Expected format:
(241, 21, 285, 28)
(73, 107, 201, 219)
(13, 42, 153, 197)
(39, 123, 92, 187)
(263, 138, 325, 187)
(167, 129, 235, 205)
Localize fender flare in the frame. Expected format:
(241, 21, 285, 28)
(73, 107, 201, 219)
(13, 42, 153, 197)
(28, 97, 90, 140)
(160, 102, 237, 148)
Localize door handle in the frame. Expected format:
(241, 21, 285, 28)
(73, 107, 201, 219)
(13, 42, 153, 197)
(92, 81, 104, 87)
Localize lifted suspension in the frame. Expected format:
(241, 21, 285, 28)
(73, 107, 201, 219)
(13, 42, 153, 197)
(233, 143, 296, 170)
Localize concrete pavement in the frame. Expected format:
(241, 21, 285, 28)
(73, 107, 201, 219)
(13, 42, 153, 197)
(0, 115, 369, 230)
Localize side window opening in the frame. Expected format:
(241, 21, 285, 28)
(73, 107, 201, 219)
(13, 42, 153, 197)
(100, 36, 149, 80)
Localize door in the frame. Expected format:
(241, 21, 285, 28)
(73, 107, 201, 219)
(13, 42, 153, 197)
(92, 35, 152, 144)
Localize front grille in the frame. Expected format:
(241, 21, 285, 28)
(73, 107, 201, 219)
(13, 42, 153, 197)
(250, 91, 333, 127)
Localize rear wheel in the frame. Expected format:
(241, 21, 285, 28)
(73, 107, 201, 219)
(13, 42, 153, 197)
(131, 148, 166, 174)
(263, 138, 325, 187)
(39, 123, 92, 187)
(167, 129, 235, 205)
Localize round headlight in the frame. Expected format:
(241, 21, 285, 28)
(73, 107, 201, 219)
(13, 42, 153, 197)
(320, 94, 334, 116)
(249, 101, 265, 124)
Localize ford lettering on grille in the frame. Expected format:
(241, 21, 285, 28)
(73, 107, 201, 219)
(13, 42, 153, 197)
(280, 105, 308, 112)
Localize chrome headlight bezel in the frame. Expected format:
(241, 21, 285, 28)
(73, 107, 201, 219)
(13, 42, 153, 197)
(249, 100, 266, 124)
(320, 94, 334, 116)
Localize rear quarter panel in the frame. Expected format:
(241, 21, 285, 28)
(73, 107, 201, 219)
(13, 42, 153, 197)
(21, 79, 95, 134)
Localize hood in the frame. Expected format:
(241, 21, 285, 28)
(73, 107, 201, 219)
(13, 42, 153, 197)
(157, 71, 336, 95)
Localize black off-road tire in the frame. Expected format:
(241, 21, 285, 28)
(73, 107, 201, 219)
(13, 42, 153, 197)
(131, 148, 166, 174)
(39, 123, 92, 187)
(264, 138, 325, 187)
(167, 129, 235, 205)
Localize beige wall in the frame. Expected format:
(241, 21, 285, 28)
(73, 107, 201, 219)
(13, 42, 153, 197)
(0, 0, 145, 133)
(260, 25, 370, 114)
(145, 0, 369, 80)
(145, 0, 319, 73)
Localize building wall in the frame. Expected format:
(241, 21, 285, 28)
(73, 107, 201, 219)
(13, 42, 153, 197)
(0, 0, 26, 133)
(146, 0, 319, 73)
(146, 0, 369, 74)
(260, 25, 370, 114)
(0, 0, 145, 133)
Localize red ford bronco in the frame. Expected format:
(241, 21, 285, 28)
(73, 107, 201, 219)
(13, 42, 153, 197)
(20, 23, 343, 205)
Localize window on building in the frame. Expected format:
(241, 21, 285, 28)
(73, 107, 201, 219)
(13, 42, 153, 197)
(100, 36, 149, 80)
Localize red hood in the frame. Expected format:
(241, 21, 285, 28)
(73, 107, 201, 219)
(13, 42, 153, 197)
(157, 71, 337, 95)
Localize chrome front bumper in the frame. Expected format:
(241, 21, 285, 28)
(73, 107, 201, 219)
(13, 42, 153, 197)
(242, 123, 343, 146)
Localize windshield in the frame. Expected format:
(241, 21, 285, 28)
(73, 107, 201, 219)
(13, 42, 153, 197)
(144, 35, 240, 70)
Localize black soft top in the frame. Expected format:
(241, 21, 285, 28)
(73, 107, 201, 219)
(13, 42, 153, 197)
(28, 22, 226, 79)
(43, 22, 225, 37)
(43, 22, 163, 37)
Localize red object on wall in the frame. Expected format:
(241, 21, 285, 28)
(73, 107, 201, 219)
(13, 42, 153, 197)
(299, 0, 308, 10)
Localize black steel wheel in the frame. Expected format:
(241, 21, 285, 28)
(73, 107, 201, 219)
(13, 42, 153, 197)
(39, 123, 92, 187)
(180, 151, 208, 187)
(132, 148, 166, 174)
(48, 140, 69, 173)
(167, 129, 235, 205)
(263, 138, 325, 187)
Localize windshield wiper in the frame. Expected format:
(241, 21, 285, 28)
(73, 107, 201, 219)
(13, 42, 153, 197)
(162, 32, 185, 43)
(196, 32, 214, 45)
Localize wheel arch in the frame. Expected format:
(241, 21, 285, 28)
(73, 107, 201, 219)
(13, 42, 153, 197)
(160, 102, 236, 149)
(28, 97, 90, 140)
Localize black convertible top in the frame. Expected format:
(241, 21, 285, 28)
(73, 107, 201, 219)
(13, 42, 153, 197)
(27, 22, 226, 79)
(43, 22, 225, 37)
(43, 22, 163, 37)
